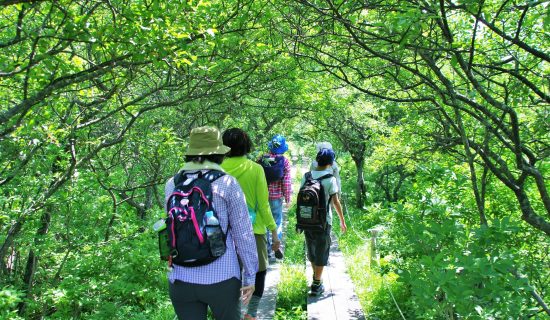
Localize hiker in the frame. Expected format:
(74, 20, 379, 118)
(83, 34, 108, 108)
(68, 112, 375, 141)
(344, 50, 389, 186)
(310, 141, 341, 192)
(221, 128, 281, 320)
(260, 134, 292, 261)
(164, 126, 258, 320)
(301, 148, 347, 296)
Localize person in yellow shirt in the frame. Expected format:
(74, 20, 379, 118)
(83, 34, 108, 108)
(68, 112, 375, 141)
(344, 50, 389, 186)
(221, 128, 280, 320)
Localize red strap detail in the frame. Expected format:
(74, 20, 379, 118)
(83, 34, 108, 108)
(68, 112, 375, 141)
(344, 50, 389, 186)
(189, 207, 205, 244)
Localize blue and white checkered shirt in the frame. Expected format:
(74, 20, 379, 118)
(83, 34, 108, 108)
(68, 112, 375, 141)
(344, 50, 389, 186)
(164, 162, 258, 287)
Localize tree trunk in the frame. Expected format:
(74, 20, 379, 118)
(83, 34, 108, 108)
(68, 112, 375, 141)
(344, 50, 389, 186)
(18, 210, 51, 316)
(453, 106, 488, 226)
(516, 187, 550, 236)
(0, 220, 23, 268)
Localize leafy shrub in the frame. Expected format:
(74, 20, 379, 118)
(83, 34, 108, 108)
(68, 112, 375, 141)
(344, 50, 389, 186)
(0, 286, 24, 320)
(274, 306, 307, 320)
(276, 265, 307, 312)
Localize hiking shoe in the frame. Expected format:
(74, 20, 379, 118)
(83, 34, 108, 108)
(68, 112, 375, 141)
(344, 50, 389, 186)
(243, 314, 256, 320)
(310, 282, 325, 296)
(274, 249, 284, 259)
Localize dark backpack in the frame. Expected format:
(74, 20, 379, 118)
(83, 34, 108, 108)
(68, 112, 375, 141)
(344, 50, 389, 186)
(296, 172, 333, 231)
(164, 170, 227, 267)
(259, 155, 285, 183)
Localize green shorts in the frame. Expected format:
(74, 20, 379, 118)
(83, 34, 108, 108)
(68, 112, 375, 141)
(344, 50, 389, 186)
(255, 233, 268, 272)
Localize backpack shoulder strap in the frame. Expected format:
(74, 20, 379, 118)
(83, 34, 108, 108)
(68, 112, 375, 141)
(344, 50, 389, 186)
(202, 169, 229, 233)
(305, 172, 313, 181)
(173, 170, 186, 186)
(174, 169, 224, 187)
(317, 173, 333, 181)
(202, 170, 226, 183)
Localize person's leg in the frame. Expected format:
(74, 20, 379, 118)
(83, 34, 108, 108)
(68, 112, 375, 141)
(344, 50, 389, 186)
(246, 234, 268, 319)
(199, 277, 241, 320)
(307, 226, 332, 295)
(314, 225, 332, 268)
(305, 231, 321, 294)
(255, 234, 268, 273)
(246, 270, 267, 317)
(313, 265, 324, 281)
(267, 198, 283, 257)
(309, 262, 323, 280)
(273, 198, 284, 240)
(169, 280, 208, 319)
(305, 230, 318, 266)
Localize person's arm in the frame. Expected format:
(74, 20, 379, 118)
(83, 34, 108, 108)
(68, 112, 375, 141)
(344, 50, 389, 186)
(328, 176, 346, 233)
(331, 194, 347, 233)
(282, 157, 292, 206)
(225, 176, 258, 296)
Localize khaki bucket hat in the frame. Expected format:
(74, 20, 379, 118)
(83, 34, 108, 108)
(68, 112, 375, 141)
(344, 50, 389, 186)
(185, 126, 231, 156)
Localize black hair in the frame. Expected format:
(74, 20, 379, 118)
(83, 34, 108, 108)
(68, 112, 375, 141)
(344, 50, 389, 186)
(222, 128, 253, 157)
(316, 148, 335, 167)
(184, 154, 225, 164)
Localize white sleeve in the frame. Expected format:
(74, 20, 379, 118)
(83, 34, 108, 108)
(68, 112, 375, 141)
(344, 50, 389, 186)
(332, 162, 341, 191)
(329, 176, 339, 195)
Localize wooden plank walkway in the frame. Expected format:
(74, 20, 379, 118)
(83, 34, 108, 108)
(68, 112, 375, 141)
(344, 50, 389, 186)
(305, 233, 366, 320)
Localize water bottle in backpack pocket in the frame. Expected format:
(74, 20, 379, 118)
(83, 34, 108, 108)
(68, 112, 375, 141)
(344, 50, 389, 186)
(154, 218, 170, 261)
(204, 211, 226, 257)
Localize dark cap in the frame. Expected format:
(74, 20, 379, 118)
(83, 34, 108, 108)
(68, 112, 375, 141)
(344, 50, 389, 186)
(316, 148, 335, 166)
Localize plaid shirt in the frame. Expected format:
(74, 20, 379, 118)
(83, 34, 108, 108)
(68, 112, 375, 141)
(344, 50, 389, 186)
(164, 166, 258, 287)
(266, 153, 292, 202)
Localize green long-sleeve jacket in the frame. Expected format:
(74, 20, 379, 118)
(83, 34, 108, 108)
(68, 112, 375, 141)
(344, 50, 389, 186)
(221, 156, 277, 235)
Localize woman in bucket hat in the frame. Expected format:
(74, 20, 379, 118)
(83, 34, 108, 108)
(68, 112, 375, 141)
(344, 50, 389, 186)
(164, 126, 258, 320)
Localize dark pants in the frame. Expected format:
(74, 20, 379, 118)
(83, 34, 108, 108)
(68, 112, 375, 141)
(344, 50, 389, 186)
(169, 277, 241, 320)
(253, 270, 267, 297)
(305, 225, 332, 266)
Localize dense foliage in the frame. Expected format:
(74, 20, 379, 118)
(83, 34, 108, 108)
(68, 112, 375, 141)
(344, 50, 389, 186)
(1, 0, 548, 319)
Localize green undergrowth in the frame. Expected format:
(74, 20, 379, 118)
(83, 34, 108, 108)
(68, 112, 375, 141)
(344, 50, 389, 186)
(337, 202, 412, 319)
(274, 205, 307, 320)
(274, 163, 308, 320)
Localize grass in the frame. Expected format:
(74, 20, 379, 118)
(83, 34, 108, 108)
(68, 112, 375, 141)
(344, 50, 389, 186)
(274, 204, 308, 320)
(337, 204, 409, 319)
(273, 164, 308, 320)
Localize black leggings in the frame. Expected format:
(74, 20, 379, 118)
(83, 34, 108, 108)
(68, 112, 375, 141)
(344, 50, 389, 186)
(169, 277, 241, 320)
(253, 270, 267, 297)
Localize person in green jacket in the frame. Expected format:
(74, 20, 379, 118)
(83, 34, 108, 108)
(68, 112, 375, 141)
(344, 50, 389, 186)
(221, 128, 280, 320)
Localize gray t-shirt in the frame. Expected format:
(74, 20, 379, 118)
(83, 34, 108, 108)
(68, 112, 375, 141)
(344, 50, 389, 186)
(301, 169, 339, 226)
